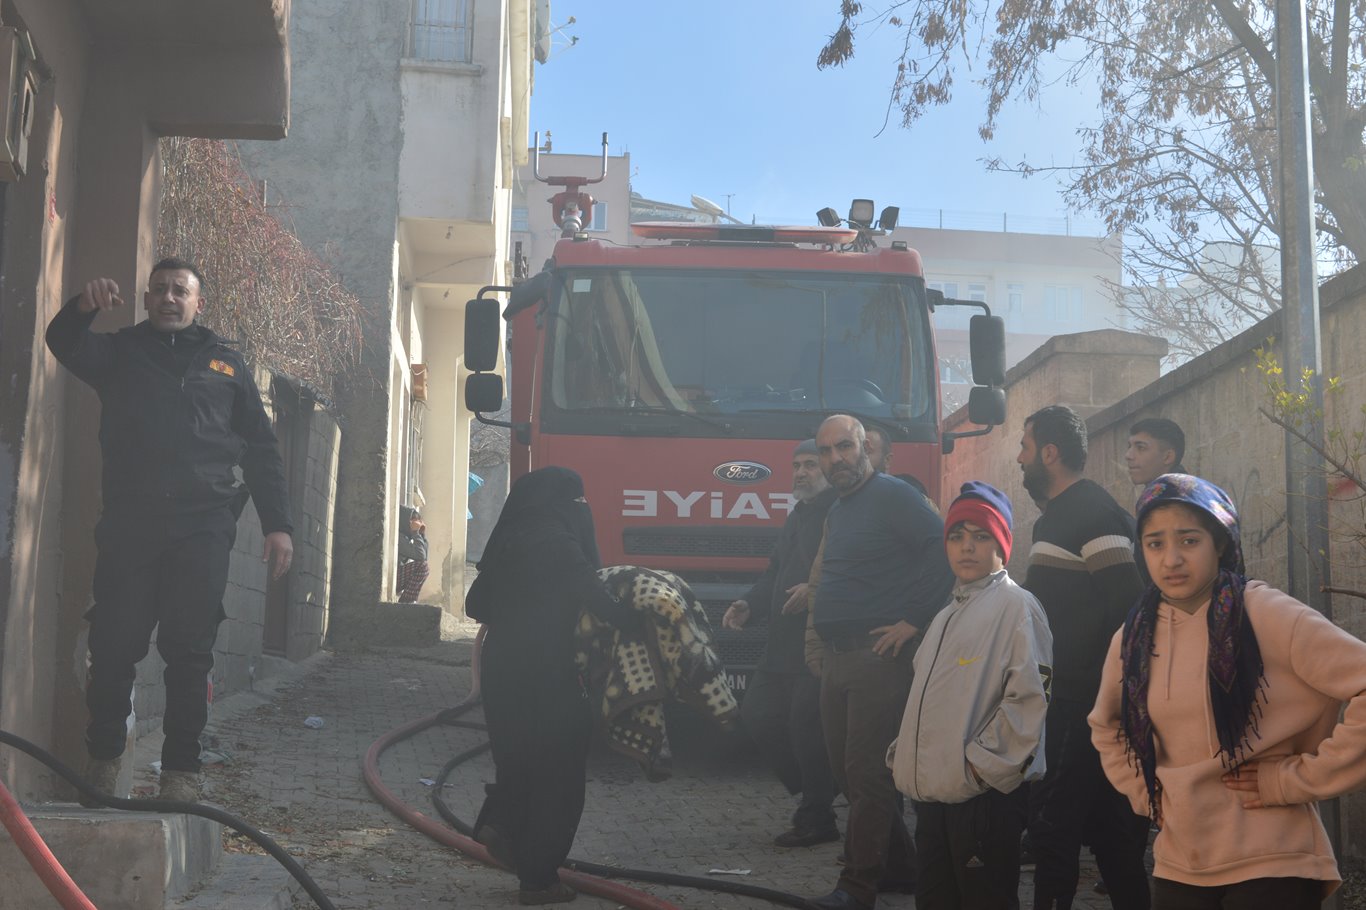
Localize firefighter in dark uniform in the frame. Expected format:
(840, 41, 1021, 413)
(46, 257, 293, 804)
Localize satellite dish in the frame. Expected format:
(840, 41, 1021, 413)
(690, 194, 725, 216)
(689, 194, 743, 224)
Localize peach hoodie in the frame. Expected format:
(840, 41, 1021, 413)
(1090, 581, 1366, 895)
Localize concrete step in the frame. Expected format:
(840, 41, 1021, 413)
(172, 853, 303, 910)
(0, 806, 221, 909)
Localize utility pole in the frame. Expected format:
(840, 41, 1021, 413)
(1274, 0, 1338, 881)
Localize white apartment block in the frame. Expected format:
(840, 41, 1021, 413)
(892, 226, 1125, 410)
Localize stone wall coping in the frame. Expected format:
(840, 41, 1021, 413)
(943, 328, 1168, 431)
(941, 266, 1366, 436)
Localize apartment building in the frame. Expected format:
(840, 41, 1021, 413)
(236, 0, 542, 630)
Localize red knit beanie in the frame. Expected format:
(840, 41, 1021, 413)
(943, 481, 1013, 564)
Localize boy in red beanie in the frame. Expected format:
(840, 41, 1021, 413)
(887, 481, 1054, 908)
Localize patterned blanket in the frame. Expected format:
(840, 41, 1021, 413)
(575, 566, 739, 781)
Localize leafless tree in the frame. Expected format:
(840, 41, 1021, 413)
(159, 138, 363, 397)
(470, 409, 511, 469)
(819, 0, 1366, 358)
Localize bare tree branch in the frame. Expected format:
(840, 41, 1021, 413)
(1259, 406, 1366, 493)
(158, 138, 364, 399)
(821, 0, 1366, 360)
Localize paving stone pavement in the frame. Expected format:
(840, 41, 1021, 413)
(133, 636, 1117, 910)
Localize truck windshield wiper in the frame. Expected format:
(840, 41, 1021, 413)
(571, 404, 735, 434)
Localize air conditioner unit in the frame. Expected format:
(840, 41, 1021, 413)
(0, 27, 36, 182)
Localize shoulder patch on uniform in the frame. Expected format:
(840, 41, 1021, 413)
(208, 359, 236, 377)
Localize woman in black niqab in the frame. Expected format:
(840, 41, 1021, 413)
(473, 466, 600, 581)
(468, 467, 634, 905)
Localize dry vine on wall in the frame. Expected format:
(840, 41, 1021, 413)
(158, 137, 362, 400)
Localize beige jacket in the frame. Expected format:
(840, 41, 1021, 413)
(1089, 581, 1366, 894)
(888, 571, 1051, 802)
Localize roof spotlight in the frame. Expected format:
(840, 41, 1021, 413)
(816, 207, 841, 227)
(878, 206, 900, 232)
(848, 198, 876, 228)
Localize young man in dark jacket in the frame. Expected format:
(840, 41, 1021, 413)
(46, 258, 293, 804)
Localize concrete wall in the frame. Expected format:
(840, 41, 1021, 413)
(235, 0, 406, 643)
(399, 63, 497, 224)
(290, 404, 342, 655)
(0, 0, 90, 803)
(939, 266, 1366, 853)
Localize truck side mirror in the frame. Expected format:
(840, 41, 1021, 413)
(942, 386, 1007, 454)
(969, 314, 1006, 387)
(967, 386, 1006, 427)
(465, 372, 504, 413)
(465, 299, 501, 373)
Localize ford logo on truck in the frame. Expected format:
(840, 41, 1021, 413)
(713, 461, 771, 485)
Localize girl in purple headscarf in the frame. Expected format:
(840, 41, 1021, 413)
(1089, 473, 1366, 909)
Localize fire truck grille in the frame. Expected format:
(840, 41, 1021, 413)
(702, 610, 768, 671)
(621, 527, 780, 559)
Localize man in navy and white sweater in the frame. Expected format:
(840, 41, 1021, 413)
(1017, 405, 1150, 910)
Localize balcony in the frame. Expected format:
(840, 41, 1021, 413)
(76, 0, 291, 139)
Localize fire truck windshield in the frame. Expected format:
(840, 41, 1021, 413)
(542, 268, 934, 435)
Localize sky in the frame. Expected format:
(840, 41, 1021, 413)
(529, 2, 1106, 234)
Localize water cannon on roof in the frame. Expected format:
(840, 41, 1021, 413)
(533, 130, 609, 237)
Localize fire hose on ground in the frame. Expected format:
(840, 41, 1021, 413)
(0, 626, 823, 910)
(0, 771, 97, 910)
(362, 625, 825, 910)
(0, 728, 339, 910)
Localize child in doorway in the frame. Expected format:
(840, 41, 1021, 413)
(397, 506, 429, 603)
(887, 481, 1053, 909)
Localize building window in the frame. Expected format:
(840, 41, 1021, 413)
(1005, 283, 1024, 329)
(1007, 283, 1024, 315)
(510, 205, 529, 232)
(589, 202, 608, 232)
(928, 280, 960, 299)
(410, 0, 472, 63)
(929, 280, 988, 329)
(1044, 285, 1084, 323)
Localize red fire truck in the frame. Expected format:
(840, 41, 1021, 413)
(464, 142, 1006, 694)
